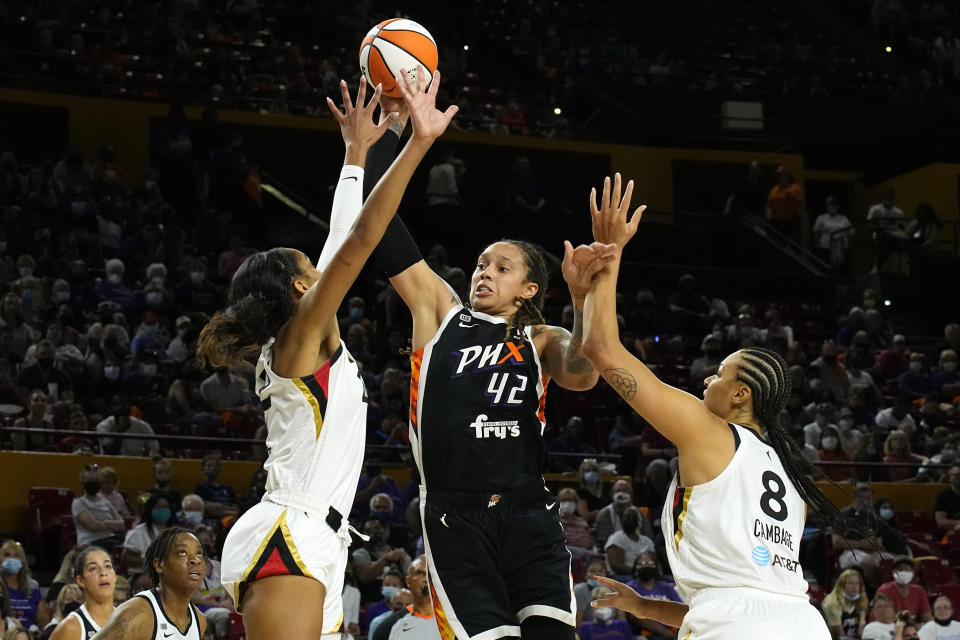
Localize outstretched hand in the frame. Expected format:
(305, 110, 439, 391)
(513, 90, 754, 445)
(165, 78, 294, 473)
(590, 173, 645, 250)
(326, 77, 398, 149)
(562, 240, 618, 298)
(397, 65, 458, 141)
(590, 576, 647, 618)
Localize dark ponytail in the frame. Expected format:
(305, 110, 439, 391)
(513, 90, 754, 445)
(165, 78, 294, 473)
(196, 248, 300, 367)
(499, 239, 547, 341)
(737, 347, 870, 538)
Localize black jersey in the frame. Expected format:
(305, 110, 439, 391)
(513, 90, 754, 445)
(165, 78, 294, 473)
(410, 306, 548, 493)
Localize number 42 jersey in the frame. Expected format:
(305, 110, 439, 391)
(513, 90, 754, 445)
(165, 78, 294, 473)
(662, 423, 809, 602)
(409, 306, 549, 494)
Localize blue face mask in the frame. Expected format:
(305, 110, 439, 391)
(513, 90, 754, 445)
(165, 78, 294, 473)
(584, 470, 600, 485)
(1, 558, 22, 575)
(151, 508, 172, 525)
(183, 511, 203, 526)
(381, 585, 398, 601)
(585, 579, 599, 589)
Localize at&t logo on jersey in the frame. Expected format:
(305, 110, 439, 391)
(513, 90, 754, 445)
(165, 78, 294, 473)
(750, 543, 800, 572)
(470, 414, 520, 439)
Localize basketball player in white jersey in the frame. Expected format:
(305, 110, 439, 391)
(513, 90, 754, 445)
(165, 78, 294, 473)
(572, 175, 847, 638)
(50, 546, 115, 640)
(190, 69, 456, 640)
(93, 528, 207, 640)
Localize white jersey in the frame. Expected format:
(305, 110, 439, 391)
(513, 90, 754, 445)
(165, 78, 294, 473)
(66, 604, 104, 640)
(134, 589, 202, 640)
(255, 338, 367, 519)
(662, 423, 809, 603)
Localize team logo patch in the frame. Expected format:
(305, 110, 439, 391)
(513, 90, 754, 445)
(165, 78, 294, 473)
(459, 314, 472, 323)
(751, 544, 771, 567)
(487, 494, 501, 508)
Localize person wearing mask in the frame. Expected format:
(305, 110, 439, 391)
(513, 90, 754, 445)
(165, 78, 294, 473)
(72, 465, 125, 548)
(367, 589, 413, 639)
(875, 498, 909, 556)
(690, 335, 723, 382)
(41, 583, 83, 639)
(353, 455, 403, 523)
(369, 493, 405, 547)
(765, 165, 806, 245)
(49, 546, 116, 640)
(122, 493, 175, 579)
(352, 517, 411, 603)
(594, 480, 652, 547)
(877, 557, 933, 623)
(833, 482, 893, 585)
(624, 552, 681, 640)
(18, 338, 74, 402)
(577, 588, 633, 640)
(821, 569, 867, 640)
(1, 540, 52, 630)
(373, 557, 439, 640)
(194, 455, 238, 519)
(932, 350, 960, 400)
(576, 459, 609, 524)
(898, 352, 933, 400)
(574, 557, 608, 626)
(179, 495, 206, 529)
(884, 430, 929, 482)
(819, 426, 854, 482)
(94, 393, 159, 457)
(362, 570, 404, 634)
(556, 487, 595, 556)
(604, 507, 655, 579)
(867, 185, 905, 273)
(919, 596, 960, 640)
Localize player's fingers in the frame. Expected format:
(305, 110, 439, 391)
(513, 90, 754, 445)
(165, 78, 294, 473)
(589, 187, 599, 218)
(426, 68, 441, 96)
(398, 68, 412, 95)
(442, 104, 459, 120)
(621, 180, 634, 215)
(397, 72, 412, 101)
(629, 204, 647, 230)
(356, 75, 368, 109)
(325, 97, 346, 122)
(339, 79, 352, 113)
(364, 82, 382, 111)
(594, 576, 628, 593)
(612, 172, 622, 212)
(563, 240, 574, 260)
(600, 176, 611, 214)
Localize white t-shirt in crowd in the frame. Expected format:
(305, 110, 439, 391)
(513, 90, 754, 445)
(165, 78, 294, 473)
(919, 619, 960, 640)
(862, 620, 895, 639)
(867, 203, 904, 232)
(813, 213, 854, 250)
(72, 494, 121, 545)
(603, 530, 655, 572)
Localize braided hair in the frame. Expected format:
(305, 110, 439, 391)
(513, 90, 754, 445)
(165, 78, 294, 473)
(144, 527, 197, 588)
(496, 240, 548, 341)
(736, 347, 869, 538)
(196, 248, 300, 367)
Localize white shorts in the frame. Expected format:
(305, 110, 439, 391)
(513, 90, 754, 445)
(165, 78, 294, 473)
(220, 500, 349, 634)
(679, 587, 830, 640)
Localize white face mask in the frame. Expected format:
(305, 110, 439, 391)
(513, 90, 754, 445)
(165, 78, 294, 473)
(909, 362, 923, 372)
(107, 273, 122, 285)
(190, 271, 205, 284)
(821, 437, 839, 451)
(558, 501, 576, 516)
(893, 570, 914, 585)
(139, 363, 157, 377)
(612, 491, 631, 506)
(103, 365, 120, 381)
(594, 607, 614, 623)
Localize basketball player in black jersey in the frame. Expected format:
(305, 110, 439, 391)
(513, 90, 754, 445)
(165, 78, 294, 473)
(49, 546, 115, 640)
(363, 103, 616, 640)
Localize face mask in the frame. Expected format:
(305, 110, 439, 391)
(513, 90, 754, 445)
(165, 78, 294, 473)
(107, 273, 122, 285)
(558, 501, 576, 516)
(367, 534, 383, 547)
(54, 291, 70, 303)
(821, 437, 839, 451)
(828, 205, 840, 215)
(936, 617, 954, 627)
(146, 292, 163, 308)
(419, 584, 429, 597)
(613, 492, 631, 506)
(141, 323, 158, 336)
(594, 607, 614, 623)
(103, 365, 120, 380)
(1, 558, 22, 575)
(140, 363, 157, 377)
(18, 267, 32, 278)
(183, 511, 203, 526)
(151, 508, 172, 524)
(381, 586, 398, 601)
(21, 288, 35, 303)
(349, 307, 363, 318)
(843, 591, 860, 601)
(909, 362, 922, 372)
(635, 567, 657, 582)
(893, 570, 914, 585)
(809, 379, 821, 389)
(585, 579, 599, 590)
(37, 357, 54, 370)
(584, 471, 600, 485)
(83, 480, 101, 495)
(839, 418, 853, 430)
(190, 271, 205, 284)
(879, 508, 895, 521)
(943, 362, 957, 372)
(372, 508, 391, 518)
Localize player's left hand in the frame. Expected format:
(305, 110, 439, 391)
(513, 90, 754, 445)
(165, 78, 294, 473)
(326, 77, 398, 150)
(590, 173, 645, 249)
(591, 575, 648, 619)
(561, 241, 618, 298)
(398, 65, 458, 141)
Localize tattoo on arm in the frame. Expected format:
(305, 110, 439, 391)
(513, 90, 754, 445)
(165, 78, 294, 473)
(562, 304, 594, 375)
(606, 367, 638, 400)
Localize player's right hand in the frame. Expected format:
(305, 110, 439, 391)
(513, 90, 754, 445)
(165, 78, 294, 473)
(590, 575, 648, 618)
(589, 173, 644, 250)
(326, 76, 398, 150)
(397, 65, 458, 142)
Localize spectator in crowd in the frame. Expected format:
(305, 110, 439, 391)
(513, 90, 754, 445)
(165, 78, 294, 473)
(813, 195, 855, 270)
(548, 415, 597, 471)
(766, 165, 806, 245)
(72, 464, 125, 548)
(98, 466, 131, 517)
(862, 593, 898, 640)
(1, 580, 20, 634)
(194, 454, 238, 519)
(934, 465, 960, 535)
(604, 507, 655, 579)
(668, 274, 711, 333)
(898, 352, 933, 400)
(821, 569, 868, 640)
(10, 390, 55, 451)
(352, 516, 411, 601)
(877, 557, 933, 623)
(367, 588, 413, 639)
(930, 324, 960, 366)
(576, 459, 609, 524)
(557, 487, 595, 556)
(425, 146, 465, 210)
(370, 556, 437, 640)
(819, 425, 854, 481)
(574, 557, 608, 625)
(884, 430, 929, 481)
(353, 454, 403, 523)
(367, 493, 404, 548)
(724, 161, 767, 216)
(868, 186, 906, 273)
(16, 340, 73, 402)
(810, 341, 849, 403)
(113, 576, 130, 606)
(199, 367, 252, 414)
(0, 293, 39, 360)
(879, 335, 912, 381)
(190, 527, 233, 640)
(166, 316, 196, 364)
(690, 334, 722, 382)
(875, 498, 909, 556)
(833, 481, 893, 584)
(1, 540, 51, 629)
(932, 349, 960, 400)
(95, 393, 160, 457)
(577, 591, 633, 640)
(360, 569, 404, 634)
(42, 582, 82, 639)
(876, 396, 918, 434)
(147, 457, 182, 513)
(122, 493, 174, 579)
(179, 494, 206, 529)
(804, 402, 837, 448)
(594, 479, 652, 548)
(919, 596, 960, 639)
(623, 551, 682, 639)
(216, 231, 254, 283)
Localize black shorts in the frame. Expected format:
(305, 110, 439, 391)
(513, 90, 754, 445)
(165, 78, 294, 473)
(421, 483, 575, 640)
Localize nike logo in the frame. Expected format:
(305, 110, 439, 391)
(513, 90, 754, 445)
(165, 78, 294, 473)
(400, 624, 415, 632)
(341, 176, 358, 182)
(458, 322, 475, 328)
(162, 633, 177, 639)
(546, 502, 556, 510)
(441, 513, 450, 528)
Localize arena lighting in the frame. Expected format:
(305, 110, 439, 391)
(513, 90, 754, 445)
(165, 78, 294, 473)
(464, 44, 469, 51)
(885, 45, 893, 53)
(554, 107, 562, 115)
(884, 299, 892, 307)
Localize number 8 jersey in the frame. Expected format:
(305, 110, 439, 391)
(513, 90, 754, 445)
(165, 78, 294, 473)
(409, 306, 548, 493)
(662, 423, 809, 602)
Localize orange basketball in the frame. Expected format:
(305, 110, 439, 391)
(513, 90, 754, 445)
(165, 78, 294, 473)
(359, 18, 439, 98)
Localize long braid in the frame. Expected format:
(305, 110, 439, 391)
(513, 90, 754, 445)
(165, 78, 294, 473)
(737, 347, 870, 538)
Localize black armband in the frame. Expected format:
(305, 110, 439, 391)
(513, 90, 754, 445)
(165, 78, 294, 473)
(373, 213, 423, 277)
(363, 128, 402, 200)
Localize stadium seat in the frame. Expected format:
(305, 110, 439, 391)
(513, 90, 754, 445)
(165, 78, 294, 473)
(931, 583, 960, 604)
(28, 486, 75, 571)
(896, 511, 936, 534)
(917, 557, 958, 586)
(227, 612, 246, 640)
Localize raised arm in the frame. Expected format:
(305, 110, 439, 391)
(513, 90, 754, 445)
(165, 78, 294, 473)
(579, 175, 730, 458)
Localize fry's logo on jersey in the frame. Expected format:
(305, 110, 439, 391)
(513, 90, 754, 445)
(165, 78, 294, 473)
(453, 342, 526, 376)
(750, 544, 800, 572)
(470, 414, 520, 439)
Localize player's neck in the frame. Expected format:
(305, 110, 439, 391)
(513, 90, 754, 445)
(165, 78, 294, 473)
(86, 597, 114, 624)
(158, 585, 192, 622)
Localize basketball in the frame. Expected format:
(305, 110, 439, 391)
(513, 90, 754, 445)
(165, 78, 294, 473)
(359, 18, 439, 98)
